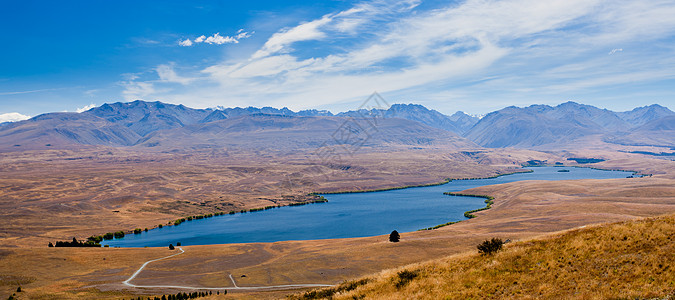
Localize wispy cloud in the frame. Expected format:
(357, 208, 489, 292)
(156, 64, 195, 85)
(179, 29, 253, 47)
(609, 48, 623, 55)
(0, 112, 31, 123)
(0, 87, 67, 96)
(122, 0, 675, 113)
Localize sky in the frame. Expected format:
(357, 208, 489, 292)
(1, 0, 675, 122)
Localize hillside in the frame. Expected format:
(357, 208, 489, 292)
(0, 100, 672, 151)
(0, 112, 141, 149)
(617, 104, 675, 126)
(0, 101, 479, 151)
(337, 103, 478, 135)
(605, 115, 675, 147)
(135, 114, 477, 151)
(465, 101, 674, 148)
(293, 214, 675, 300)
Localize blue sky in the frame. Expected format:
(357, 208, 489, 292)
(1, 0, 675, 122)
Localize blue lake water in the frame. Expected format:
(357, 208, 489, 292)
(102, 167, 632, 247)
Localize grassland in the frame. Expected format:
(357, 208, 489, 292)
(1, 144, 674, 299)
(293, 214, 675, 299)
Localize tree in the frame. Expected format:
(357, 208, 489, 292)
(389, 230, 400, 242)
(48, 242, 54, 247)
(16, 286, 21, 292)
(477, 238, 503, 255)
(168, 244, 175, 250)
(176, 242, 181, 246)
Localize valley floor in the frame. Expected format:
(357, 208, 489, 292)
(0, 147, 674, 299)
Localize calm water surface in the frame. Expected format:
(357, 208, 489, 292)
(103, 167, 631, 247)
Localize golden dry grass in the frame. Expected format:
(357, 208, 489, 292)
(1, 146, 674, 299)
(295, 214, 675, 300)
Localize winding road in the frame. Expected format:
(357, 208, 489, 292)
(123, 247, 333, 291)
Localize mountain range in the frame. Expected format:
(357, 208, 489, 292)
(0, 100, 672, 151)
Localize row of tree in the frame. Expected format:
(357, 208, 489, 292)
(48, 237, 100, 247)
(122, 290, 224, 300)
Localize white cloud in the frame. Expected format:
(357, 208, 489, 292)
(235, 29, 252, 39)
(205, 33, 236, 44)
(121, 81, 159, 101)
(124, 0, 675, 113)
(609, 48, 623, 55)
(76, 103, 96, 113)
(0, 112, 31, 123)
(178, 30, 252, 46)
(156, 64, 195, 84)
(252, 16, 333, 59)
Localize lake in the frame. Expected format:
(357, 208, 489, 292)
(102, 167, 632, 247)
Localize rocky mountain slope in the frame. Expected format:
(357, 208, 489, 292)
(465, 102, 673, 148)
(0, 100, 672, 150)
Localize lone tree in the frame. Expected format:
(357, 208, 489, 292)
(389, 230, 400, 242)
(477, 238, 503, 255)
(168, 244, 175, 250)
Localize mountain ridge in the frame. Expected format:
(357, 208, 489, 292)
(1, 100, 672, 150)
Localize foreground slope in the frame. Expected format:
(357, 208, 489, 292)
(294, 214, 675, 300)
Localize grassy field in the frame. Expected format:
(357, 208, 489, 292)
(1, 145, 674, 299)
(292, 214, 675, 299)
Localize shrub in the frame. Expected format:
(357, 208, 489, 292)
(292, 279, 368, 299)
(389, 230, 400, 242)
(395, 270, 419, 288)
(477, 238, 504, 255)
(169, 244, 175, 250)
(103, 232, 114, 240)
(87, 235, 103, 243)
(176, 242, 181, 246)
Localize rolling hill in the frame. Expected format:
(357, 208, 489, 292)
(292, 214, 675, 300)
